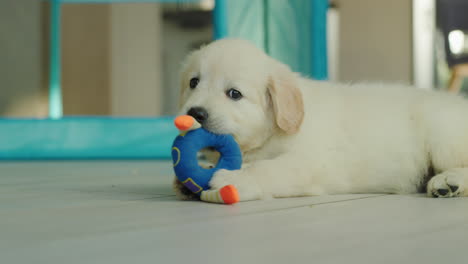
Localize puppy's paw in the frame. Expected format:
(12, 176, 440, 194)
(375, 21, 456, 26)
(172, 177, 200, 201)
(209, 169, 262, 201)
(427, 171, 464, 198)
(209, 169, 239, 190)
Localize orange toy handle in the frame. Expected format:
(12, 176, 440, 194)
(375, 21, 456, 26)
(220, 185, 240, 204)
(174, 115, 195, 131)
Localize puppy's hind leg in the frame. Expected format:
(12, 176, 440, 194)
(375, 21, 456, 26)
(426, 168, 468, 198)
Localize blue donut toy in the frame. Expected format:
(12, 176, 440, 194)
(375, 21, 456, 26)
(171, 115, 242, 204)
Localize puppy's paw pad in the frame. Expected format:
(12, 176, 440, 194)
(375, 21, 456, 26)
(427, 173, 463, 198)
(435, 188, 449, 197)
(448, 184, 459, 193)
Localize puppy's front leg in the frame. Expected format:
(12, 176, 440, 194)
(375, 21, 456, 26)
(209, 167, 263, 201)
(209, 156, 326, 202)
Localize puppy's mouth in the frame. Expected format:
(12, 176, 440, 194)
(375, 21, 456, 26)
(201, 122, 222, 134)
(201, 120, 231, 136)
(181, 108, 232, 135)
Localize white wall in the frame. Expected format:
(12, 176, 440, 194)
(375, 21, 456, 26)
(110, 3, 163, 116)
(0, 0, 45, 117)
(336, 0, 413, 83)
(413, 0, 436, 89)
(327, 6, 340, 81)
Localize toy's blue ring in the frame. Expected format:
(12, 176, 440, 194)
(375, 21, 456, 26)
(172, 147, 181, 167)
(171, 128, 242, 194)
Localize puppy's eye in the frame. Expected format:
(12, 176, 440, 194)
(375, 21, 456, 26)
(189, 77, 199, 89)
(226, 88, 243, 101)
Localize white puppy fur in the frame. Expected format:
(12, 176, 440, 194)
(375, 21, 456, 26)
(173, 38, 468, 201)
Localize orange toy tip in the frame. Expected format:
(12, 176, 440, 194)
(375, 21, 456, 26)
(220, 185, 240, 204)
(174, 115, 194, 130)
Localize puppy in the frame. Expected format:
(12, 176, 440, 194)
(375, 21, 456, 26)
(173, 38, 468, 201)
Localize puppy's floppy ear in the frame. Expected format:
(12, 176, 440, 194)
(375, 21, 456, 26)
(267, 61, 304, 134)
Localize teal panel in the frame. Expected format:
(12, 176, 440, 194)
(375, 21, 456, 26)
(0, 117, 177, 160)
(310, 0, 329, 80)
(213, 0, 228, 39)
(267, 0, 313, 76)
(223, 0, 328, 79)
(225, 0, 265, 50)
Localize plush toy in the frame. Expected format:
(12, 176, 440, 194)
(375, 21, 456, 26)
(171, 115, 242, 204)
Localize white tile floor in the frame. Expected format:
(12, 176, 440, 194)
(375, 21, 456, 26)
(1, 161, 468, 264)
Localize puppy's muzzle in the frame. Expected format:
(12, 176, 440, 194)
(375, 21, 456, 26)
(187, 107, 209, 124)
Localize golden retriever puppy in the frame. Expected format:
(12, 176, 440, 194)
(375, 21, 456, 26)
(173, 38, 468, 201)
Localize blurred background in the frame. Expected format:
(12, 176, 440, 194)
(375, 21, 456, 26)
(1, 0, 467, 118)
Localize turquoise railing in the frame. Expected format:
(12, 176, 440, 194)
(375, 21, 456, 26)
(0, 0, 327, 160)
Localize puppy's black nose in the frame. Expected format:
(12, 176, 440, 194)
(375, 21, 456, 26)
(187, 107, 209, 124)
